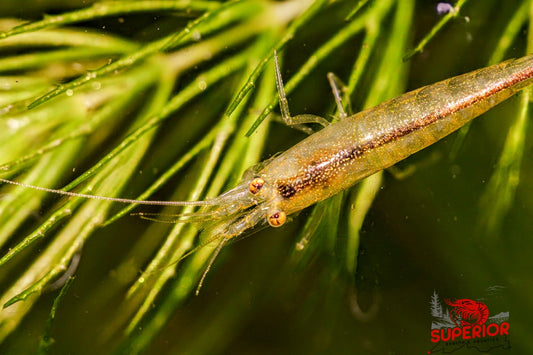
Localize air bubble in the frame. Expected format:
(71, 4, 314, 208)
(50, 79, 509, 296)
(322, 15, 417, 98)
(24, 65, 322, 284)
(192, 30, 201, 41)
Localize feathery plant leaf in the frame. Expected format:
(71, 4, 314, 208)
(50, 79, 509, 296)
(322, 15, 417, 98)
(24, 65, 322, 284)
(0, 1, 532, 354)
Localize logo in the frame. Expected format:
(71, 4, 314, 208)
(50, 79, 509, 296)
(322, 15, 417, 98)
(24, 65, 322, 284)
(428, 290, 510, 353)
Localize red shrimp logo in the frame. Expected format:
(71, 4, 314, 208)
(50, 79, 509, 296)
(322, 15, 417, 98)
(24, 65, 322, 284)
(444, 298, 489, 327)
(428, 290, 511, 353)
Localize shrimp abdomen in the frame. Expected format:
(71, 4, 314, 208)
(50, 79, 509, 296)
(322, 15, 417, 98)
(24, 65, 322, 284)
(357, 54, 533, 169)
(264, 55, 533, 213)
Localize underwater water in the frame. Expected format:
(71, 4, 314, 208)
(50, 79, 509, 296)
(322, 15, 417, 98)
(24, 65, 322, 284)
(0, 1, 531, 354)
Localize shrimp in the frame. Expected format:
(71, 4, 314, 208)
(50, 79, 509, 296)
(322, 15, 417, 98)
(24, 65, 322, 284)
(2, 53, 533, 267)
(208, 52, 533, 236)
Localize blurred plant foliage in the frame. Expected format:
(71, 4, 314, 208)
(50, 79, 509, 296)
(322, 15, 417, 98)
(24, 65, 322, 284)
(0, 0, 532, 354)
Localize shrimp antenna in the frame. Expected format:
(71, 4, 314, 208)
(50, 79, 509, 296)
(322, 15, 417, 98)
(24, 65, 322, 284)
(138, 234, 229, 297)
(132, 211, 217, 224)
(0, 178, 215, 206)
(147, 231, 224, 272)
(196, 236, 228, 296)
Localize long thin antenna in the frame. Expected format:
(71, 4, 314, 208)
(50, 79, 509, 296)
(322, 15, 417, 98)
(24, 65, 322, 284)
(0, 178, 214, 206)
(196, 236, 228, 296)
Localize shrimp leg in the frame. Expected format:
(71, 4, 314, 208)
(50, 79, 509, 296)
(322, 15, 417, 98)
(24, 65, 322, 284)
(274, 50, 331, 128)
(327, 72, 350, 119)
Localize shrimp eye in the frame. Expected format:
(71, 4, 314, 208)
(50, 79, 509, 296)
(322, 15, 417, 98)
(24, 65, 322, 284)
(249, 178, 265, 194)
(267, 211, 286, 227)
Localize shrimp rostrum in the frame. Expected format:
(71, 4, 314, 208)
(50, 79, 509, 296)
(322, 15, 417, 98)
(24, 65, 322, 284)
(2, 53, 533, 261)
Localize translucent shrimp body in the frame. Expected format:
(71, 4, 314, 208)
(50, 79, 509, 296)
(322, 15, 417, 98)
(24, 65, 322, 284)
(238, 54, 533, 232)
(144, 54, 533, 244)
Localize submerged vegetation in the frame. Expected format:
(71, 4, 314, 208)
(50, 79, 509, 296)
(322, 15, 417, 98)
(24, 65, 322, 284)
(0, 0, 532, 353)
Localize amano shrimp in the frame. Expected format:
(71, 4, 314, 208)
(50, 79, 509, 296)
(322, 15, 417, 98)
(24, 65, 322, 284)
(2, 53, 533, 259)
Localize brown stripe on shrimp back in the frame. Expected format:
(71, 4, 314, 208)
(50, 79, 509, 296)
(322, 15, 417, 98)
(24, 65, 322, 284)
(276, 149, 350, 198)
(276, 60, 533, 200)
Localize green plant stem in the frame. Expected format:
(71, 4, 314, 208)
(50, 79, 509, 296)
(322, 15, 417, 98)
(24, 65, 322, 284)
(124, 44, 274, 351)
(37, 277, 74, 354)
(478, 4, 533, 237)
(59, 54, 246, 193)
(403, 0, 469, 61)
(0, 1, 219, 40)
(245, 0, 393, 136)
(27, 1, 249, 109)
(225, 0, 323, 117)
(489, 0, 530, 65)
(0, 27, 137, 51)
(0, 62, 163, 266)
